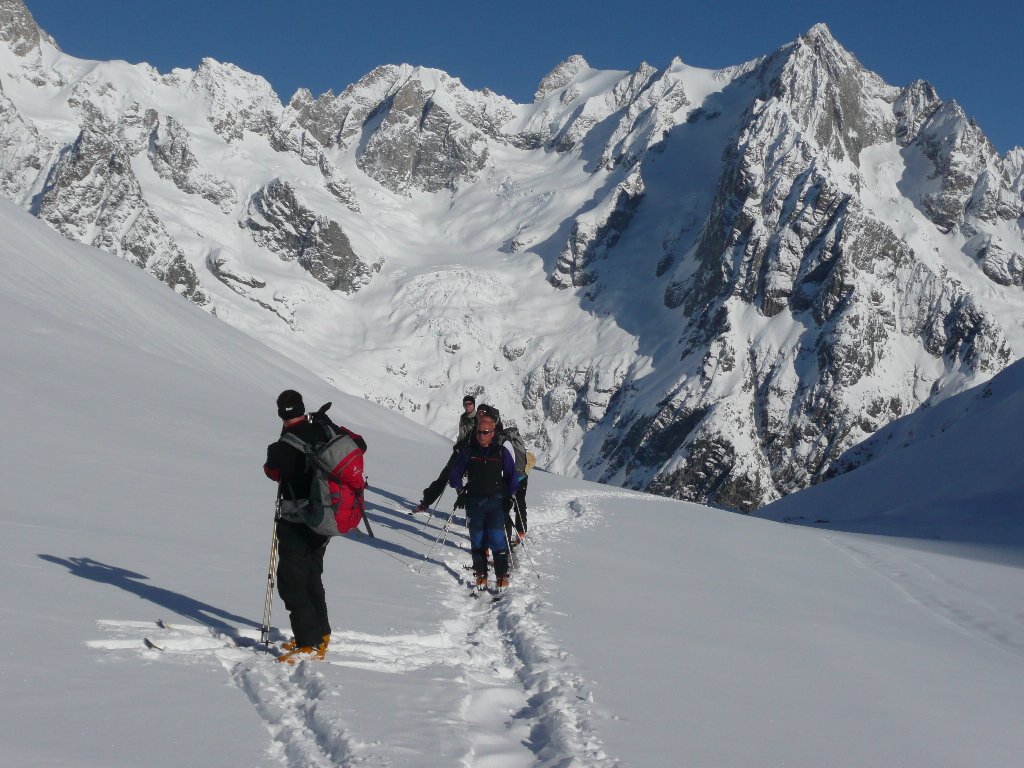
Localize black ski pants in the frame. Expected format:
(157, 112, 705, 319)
(276, 519, 331, 647)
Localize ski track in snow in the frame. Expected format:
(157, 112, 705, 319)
(428, 488, 640, 767)
(227, 657, 359, 768)
(89, 621, 361, 766)
(87, 488, 630, 767)
(823, 535, 1024, 661)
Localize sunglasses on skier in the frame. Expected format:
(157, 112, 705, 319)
(477, 429, 494, 435)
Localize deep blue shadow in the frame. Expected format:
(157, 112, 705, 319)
(38, 555, 260, 638)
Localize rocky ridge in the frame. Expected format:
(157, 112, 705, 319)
(560, 25, 1021, 508)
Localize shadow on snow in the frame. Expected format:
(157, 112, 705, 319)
(38, 555, 261, 640)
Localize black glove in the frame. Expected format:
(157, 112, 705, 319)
(454, 490, 468, 510)
(502, 495, 513, 515)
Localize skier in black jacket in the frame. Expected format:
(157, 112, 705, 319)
(412, 394, 477, 513)
(263, 390, 365, 662)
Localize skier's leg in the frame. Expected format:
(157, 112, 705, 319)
(308, 541, 330, 639)
(502, 494, 514, 544)
(466, 499, 488, 576)
(515, 477, 528, 534)
(483, 498, 509, 578)
(276, 522, 326, 648)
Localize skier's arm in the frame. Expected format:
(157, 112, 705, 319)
(502, 447, 520, 496)
(264, 440, 303, 484)
(263, 442, 283, 481)
(448, 448, 469, 490)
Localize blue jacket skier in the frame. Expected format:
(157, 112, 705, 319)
(449, 405, 519, 591)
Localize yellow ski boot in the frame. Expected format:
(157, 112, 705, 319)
(278, 634, 330, 663)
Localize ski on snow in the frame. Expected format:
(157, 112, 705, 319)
(467, 582, 508, 603)
(141, 619, 278, 656)
(142, 618, 173, 650)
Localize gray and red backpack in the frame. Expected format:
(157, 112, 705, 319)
(278, 406, 366, 536)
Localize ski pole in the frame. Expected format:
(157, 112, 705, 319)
(511, 497, 542, 582)
(260, 503, 280, 649)
(361, 507, 375, 538)
(419, 487, 444, 532)
(501, 509, 517, 572)
(417, 501, 459, 570)
(360, 477, 375, 538)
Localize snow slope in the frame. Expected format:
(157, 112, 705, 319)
(759, 356, 1024, 546)
(2, 198, 1023, 766)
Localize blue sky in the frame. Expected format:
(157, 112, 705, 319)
(27, 0, 1022, 153)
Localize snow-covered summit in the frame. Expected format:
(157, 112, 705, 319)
(0, 0, 55, 56)
(533, 53, 591, 100)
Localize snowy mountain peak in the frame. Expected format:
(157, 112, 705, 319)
(287, 86, 318, 109)
(0, 0, 56, 56)
(759, 22, 899, 165)
(785, 23, 887, 95)
(342, 63, 410, 97)
(795, 22, 870, 75)
(188, 57, 281, 141)
(801, 22, 838, 46)
(534, 54, 590, 100)
(893, 79, 941, 143)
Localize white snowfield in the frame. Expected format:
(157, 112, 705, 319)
(2, 199, 1022, 767)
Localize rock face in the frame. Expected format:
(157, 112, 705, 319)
(0, 81, 52, 199)
(552, 169, 645, 290)
(241, 178, 380, 292)
(356, 76, 489, 195)
(148, 115, 236, 212)
(36, 106, 205, 302)
(572, 25, 1020, 510)
(0, 0, 55, 57)
(0, 9, 1021, 512)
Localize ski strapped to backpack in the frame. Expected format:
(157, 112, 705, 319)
(278, 412, 366, 536)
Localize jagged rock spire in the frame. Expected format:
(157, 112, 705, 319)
(0, 0, 58, 56)
(534, 54, 589, 101)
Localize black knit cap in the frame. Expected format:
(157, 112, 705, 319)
(476, 403, 499, 421)
(463, 394, 476, 405)
(276, 389, 305, 420)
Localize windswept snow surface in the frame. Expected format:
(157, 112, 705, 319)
(1, 198, 1022, 766)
